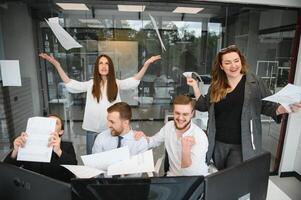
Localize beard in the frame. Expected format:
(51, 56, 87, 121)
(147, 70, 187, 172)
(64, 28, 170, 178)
(174, 120, 191, 131)
(111, 129, 122, 136)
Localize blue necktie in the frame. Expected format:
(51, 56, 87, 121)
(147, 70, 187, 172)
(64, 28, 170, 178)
(117, 135, 123, 148)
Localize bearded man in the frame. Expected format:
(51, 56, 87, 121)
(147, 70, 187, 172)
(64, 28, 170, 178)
(135, 95, 209, 176)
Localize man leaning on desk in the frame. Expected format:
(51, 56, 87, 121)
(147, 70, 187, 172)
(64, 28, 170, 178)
(135, 95, 209, 176)
(4, 114, 77, 182)
(92, 102, 148, 156)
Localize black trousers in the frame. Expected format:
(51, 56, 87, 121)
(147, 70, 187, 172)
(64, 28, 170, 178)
(213, 141, 243, 170)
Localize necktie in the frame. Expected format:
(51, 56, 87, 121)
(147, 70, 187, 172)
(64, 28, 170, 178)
(117, 135, 123, 148)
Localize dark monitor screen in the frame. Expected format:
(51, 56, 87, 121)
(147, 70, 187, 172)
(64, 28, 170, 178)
(71, 176, 204, 200)
(0, 162, 71, 200)
(204, 152, 271, 200)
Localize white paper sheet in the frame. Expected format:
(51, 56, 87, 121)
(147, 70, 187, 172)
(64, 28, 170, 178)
(183, 72, 193, 78)
(17, 117, 56, 163)
(81, 146, 130, 170)
(107, 150, 155, 176)
(61, 165, 105, 179)
(0, 60, 21, 86)
(45, 17, 82, 50)
(263, 84, 301, 112)
(148, 14, 166, 51)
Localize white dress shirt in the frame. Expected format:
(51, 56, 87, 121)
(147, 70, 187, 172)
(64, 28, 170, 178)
(65, 77, 140, 133)
(148, 121, 209, 176)
(92, 129, 148, 156)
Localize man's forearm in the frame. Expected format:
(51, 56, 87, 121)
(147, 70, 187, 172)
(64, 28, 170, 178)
(181, 149, 192, 168)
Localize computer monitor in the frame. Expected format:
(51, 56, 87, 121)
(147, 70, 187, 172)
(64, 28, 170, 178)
(71, 176, 204, 200)
(0, 162, 71, 200)
(149, 176, 204, 200)
(204, 152, 271, 200)
(71, 177, 150, 200)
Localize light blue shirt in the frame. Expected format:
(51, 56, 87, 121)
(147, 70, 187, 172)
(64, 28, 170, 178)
(92, 129, 148, 156)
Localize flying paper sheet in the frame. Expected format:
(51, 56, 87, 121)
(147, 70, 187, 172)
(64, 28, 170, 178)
(81, 146, 130, 170)
(0, 60, 21, 86)
(61, 165, 105, 179)
(107, 149, 155, 176)
(148, 14, 166, 51)
(17, 117, 56, 163)
(45, 17, 82, 50)
(263, 83, 301, 112)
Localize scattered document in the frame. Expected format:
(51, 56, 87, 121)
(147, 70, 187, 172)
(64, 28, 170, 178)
(61, 165, 105, 179)
(183, 72, 193, 78)
(107, 150, 155, 176)
(0, 60, 21, 86)
(17, 117, 56, 163)
(149, 14, 166, 51)
(263, 84, 301, 112)
(81, 146, 130, 170)
(45, 17, 82, 50)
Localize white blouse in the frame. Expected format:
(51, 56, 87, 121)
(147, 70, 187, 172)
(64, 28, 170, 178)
(65, 77, 140, 133)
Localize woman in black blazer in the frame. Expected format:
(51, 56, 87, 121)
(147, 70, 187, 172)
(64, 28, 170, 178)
(4, 114, 77, 182)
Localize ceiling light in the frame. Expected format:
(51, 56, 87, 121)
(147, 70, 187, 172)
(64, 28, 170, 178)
(118, 5, 145, 12)
(172, 7, 203, 14)
(56, 3, 89, 11)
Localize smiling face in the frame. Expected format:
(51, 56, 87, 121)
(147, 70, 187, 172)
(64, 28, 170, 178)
(173, 104, 194, 131)
(107, 111, 128, 136)
(220, 52, 242, 79)
(98, 56, 109, 76)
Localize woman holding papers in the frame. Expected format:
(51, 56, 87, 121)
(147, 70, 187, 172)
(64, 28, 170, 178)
(39, 53, 161, 154)
(187, 45, 301, 170)
(4, 114, 77, 182)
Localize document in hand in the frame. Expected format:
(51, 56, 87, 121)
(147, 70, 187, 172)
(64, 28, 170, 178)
(17, 117, 56, 163)
(263, 83, 301, 112)
(45, 17, 82, 50)
(81, 146, 130, 170)
(61, 165, 105, 179)
(107, 150, 155, 176)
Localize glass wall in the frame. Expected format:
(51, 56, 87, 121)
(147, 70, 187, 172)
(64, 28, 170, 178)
(0, 1, 299, 170)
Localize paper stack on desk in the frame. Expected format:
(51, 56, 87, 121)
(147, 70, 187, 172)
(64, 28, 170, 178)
(62, 148, 155, 178)
(263, 83, 301, 112)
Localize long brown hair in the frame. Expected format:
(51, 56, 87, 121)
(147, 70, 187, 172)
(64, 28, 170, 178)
(210, 46, 248, 103)
(92, 55, 118, 103)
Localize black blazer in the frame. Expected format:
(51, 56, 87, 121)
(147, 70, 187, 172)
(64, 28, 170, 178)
(4, 141, 77, 182)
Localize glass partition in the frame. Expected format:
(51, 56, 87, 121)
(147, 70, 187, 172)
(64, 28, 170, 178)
(0, 0, 299, 171)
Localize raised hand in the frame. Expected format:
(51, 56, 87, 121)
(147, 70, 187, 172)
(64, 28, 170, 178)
(144, 55, 161, 66)
(181, 136, 196, 151)
(39, 53, 70, 83)
(11, 132, 28, 159)
(186, 77, 198, 88)
(39, 53, 61, 67)
(290, 102, 301, 113)
(48, 132, 62, 157)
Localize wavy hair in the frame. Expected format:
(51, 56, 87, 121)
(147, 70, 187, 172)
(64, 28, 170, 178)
(210, 46, 248, 103)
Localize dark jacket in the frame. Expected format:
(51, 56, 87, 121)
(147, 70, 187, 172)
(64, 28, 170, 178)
(195, 73, 281, 163)
(4, 141, 77, 182)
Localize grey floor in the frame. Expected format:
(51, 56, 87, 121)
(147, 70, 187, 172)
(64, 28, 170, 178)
(1, 109, 300, 199)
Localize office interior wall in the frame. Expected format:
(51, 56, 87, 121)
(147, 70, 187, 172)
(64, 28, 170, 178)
(1, 2, 41, 116)
(280, 36, 301, 175)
